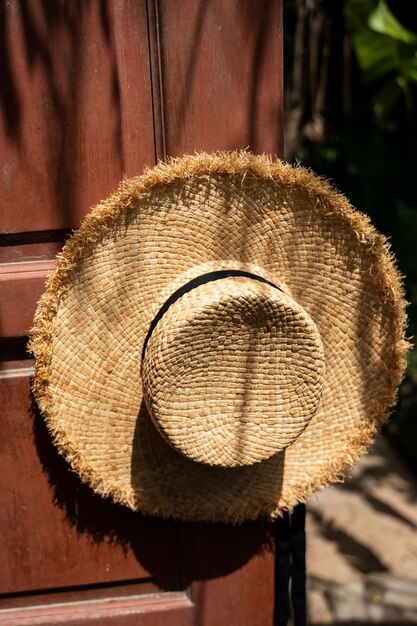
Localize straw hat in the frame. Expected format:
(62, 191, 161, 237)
(30, 152, 408, 523)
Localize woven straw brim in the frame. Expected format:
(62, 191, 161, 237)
(29, 152, 409, 523)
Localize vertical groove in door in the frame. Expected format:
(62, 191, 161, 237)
(146, 0, 167, 162)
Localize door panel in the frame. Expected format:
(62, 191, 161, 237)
(149, 0, 283, 158)
(184, 523, 275, 626)
(0, 1, 283, 623)
(0, 377, 182, 595)
(0, 0, 155, 234)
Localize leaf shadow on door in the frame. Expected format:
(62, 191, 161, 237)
(0, 0, 125, 230)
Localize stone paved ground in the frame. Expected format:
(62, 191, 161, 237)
(306, 436, 417, 625)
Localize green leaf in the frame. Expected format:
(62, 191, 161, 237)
(368, 1, 417, 44)
(353, 30, 398, 81)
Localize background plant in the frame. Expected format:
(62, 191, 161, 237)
(284, 0, 417, 466)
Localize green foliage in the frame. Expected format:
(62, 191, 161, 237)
(368, 1, 417, 44)
(284, 0, 417, 465)
(345, 2, 417, 463)
(345, 0, 417, 117)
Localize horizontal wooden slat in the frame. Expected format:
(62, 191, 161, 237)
(0, 260, 53, 279)
(0, 581, 156, 611)
(0, 363, 33, 379)
(0, 591, 194, 626)
(0, 232, 68, 264)
(0, 337, 31, 364)
(0, 261, 52, 338)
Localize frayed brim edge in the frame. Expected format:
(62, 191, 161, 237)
(28, 150, 410, 523)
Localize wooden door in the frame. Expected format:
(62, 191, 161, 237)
(0, 1, 283, 624)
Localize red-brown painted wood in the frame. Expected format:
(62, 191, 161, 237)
(0, 376, 182, 595)
(184, 522, 275, 626)
(0, 591, 194, 626)
(0, 262, 52, 337)
(0, 1, 283, 624)
(152, 0, 283, 158)
(0, 239, 66, 265)
(0, 0, 155, 234)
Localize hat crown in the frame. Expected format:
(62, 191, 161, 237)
(141, 272, 325, 467)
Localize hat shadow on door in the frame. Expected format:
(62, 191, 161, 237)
(32, 396, 284, 591)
